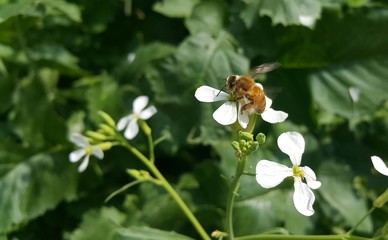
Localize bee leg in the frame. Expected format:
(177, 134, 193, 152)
(241, 103, 255, 114)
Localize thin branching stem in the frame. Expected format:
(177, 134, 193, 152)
(225, 154, 247, 240)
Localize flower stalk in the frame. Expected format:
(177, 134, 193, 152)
(225, 154, 247, 240)
(118, 125, 211, 240)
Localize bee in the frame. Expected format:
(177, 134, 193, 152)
(226, 62, 280, 114)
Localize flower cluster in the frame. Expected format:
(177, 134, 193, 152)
(256, 132, 321, 216)
(69, 96, 157, 172)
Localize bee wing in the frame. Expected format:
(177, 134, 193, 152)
(250, 62, 281, 77)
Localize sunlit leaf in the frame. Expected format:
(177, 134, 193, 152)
(184, 0, 226, 35)
(241, 0, 321, 28)
(310, 57, 388, 122)
(153, 0, 199, 18)
(0, 0, 42, 23)
(0, 0, 81, 23)
(0, 153, 78, 233)
(40, 0, 81, 22)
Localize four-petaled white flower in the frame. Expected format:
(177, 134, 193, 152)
(256, 131, 321, 216)
(194, 84, 287, 128)
(69, 133, 104, 172)
(371, 156, 388, 176)
(117, 96, 157, 140)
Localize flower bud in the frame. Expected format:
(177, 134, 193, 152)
(248, 142, 259, 153)
(86, 131, 107, 141)
(256, 133, 266, 144)
(240, 131, 253, 141)
(99, 123, 116, 136)
(373, 189, 388, 208)
(97, 142, 113, 151)
(231, 141, 240, 151)
(127, 169, 141, 179)
(98, 111, 116, 127)
(240, 139, 247, 147)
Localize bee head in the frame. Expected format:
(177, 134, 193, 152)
(226, 75, 238, 90)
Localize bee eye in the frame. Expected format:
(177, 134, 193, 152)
(227, 75, 236, 88)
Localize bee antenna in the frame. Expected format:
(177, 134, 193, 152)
(217, 84, 227, 96)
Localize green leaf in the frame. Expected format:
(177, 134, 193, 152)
(0, 0, 42, 23)
(29, 45, 85, 76)
(279, 8, 388, 67)
(122, 42, 176, 81)
(241, 0, 321, 28)
(112, 226, 194, 240)
(40, 0, 82, 22)
(153, 0, 199, 18)
(0, 0, 81, 23)
(9, 74, 67, 149)
(309, 57, 388, 122)
(184, 0, 227, 35)
(318, 161, 373, 233)
(0, 153, 78, 233)
(68, 207, 126, 240)
(84, 74, 123, 123)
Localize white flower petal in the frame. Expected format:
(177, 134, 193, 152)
(349, 87, 360, 103)
(78, 155, 90, 172)
(195, 86, 229, 103)
(133, 96, 149, 114)
(277, 132, 305, 166)
(69, 149, 86, 163)
(139, 106, 157, 120)
(265, 96, 273, 110)
(92, 146, 104, 159)
(255, 83, 264, 90)
(70, 133, 89, 147)
(124, 118, 139, 139)
(293, 178, 315, 216)
(238, 103, 249, 129)
(301, 166, 321, 189)
(117, 115, 132, 131)
(371, 156, 388, 176)
(212, 101, 237, 125)
(256, 160, 293, 188)
(261, 108, 288, 123)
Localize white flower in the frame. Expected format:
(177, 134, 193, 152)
(256, 132, 321, 216)
(371, 156, 388, 176)
(69, 133, 104, 172)
(117, 96, 157, 139)
(194, 84, 287, 128)
(194, 85, 249, 127)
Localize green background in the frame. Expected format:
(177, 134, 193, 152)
(0, 0, 387, 239)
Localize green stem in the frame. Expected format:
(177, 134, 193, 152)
(121, 141, 211, 240)
(139, 121, 155, 163)
(225, 154, 247, 240)
(235, 234, 372, 240)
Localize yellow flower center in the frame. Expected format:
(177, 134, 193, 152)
(85, 146, 93, 155)
(293, 165, 304, 178)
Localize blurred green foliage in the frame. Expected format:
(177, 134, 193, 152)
(0, 0, 387, 239)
